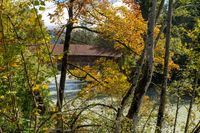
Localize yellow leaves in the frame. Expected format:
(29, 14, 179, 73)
(42, 127, 48, 132)
(69, 19, 79, 23)
(0, 66, 4, 71)
(32, 84, 40, 92)
(188, 18, 200, 42)
(95, 2, 146, 54)
(32, 84, 49, 92)
(72, 59, 130, 99)
(0, 95, 5, 100)
(92, 2, 178, 72)
(154, 53, 179, 71)
(42, 84, 48, 90)
(154, 38, 179, 71)
(51, 107, 58, 113)
(33, 108, 41, 116)
(57, 54, 64, 60)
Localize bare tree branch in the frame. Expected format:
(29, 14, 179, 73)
(72, 26, 101, 34)
(156, 0, 165, 23)
(70, 103, 117, 131)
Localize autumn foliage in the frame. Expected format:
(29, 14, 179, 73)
(85, 1, 178, 72)
(71, 58, 130, 99)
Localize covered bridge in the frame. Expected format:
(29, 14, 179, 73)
(50, 44, 122, 69)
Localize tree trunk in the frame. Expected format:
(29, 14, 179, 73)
(57, 0, 74, 111)
(155, 0, 173, 132)
(57, 0, 74, 131)
(114, 47, 146, 133)
(193, 127, 200, 133)
(126, 0, 157, 131)
(173, 87, 180, 133)
(184, 71, 198, 133)
(191, 120, 200, 133)
(141, 104, 157, 133)
(155, 0, 165, 23)
(192, 120, 200, 133)
(0, 0, 3, 44)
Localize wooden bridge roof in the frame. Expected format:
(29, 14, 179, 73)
(51, 44, 122, 58)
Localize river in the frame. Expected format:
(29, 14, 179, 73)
(48, 75, 199, 133)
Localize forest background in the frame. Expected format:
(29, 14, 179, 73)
(0, 0, 199, 133)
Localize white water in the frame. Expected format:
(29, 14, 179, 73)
(48, 75, 200, 132)
(48, 74, 86, 99)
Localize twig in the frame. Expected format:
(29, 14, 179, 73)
(76, 124, 101, 129)
(67, 63, 105, 85)
(50, 25, 66, 53)
(72, 26, 100, 34)
(36, 112, 58, 133)
(31, 1, 61, 108)
(7, 15, 37, 107)
(155, 0, 165, 23)
(70, 103, 117, 131)
(191, 120, 200, 133)
(173, 87, 180, 133)
(141, 104, 157, 133)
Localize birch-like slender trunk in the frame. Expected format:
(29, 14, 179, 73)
(115, 0, 166, 132)
(191, 120, 200, 133)
(184, 71, 198, 133)
(0, 0, 3, 44)
(57, 0, 74, 131)
(192, 120, 200, 133)
(155, 0, 165, 23)
(126, 0, 157, 131)
(173, 87, 180, 133)
(155, 0, 173, 132)
(57, 0, 74, 111)
(114, 47, 146, 133)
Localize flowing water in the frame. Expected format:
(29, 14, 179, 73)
(48, 75, 86, 99)
(48, 75, 199, 133)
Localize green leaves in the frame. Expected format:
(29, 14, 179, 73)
(39, 6, 45, 11)
(0, 0, 54, 131)
(34, 0, 40, 6)
(41, 1, 45, 6)
(34, 0, 46, 10)
(34, 0, 45, 6)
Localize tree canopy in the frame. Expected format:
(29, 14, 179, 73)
(0, 0, 199, 132)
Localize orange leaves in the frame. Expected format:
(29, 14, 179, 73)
(123, 0, 141, 13)
(169, 59, 179, 70)
(49, 0, 95, 24)
(82, 0, 92, 4)
(9, 63, 18, 67)
(90, 2, 178, 71)
(0, 66, 4, 71)
(143, 95, 150, 102)
(154, 44, 179, 71)
(92, 2, 146, 55)
(0, 62, 19, 72)
(71, 58, 130, 99)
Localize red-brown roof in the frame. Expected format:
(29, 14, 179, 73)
(51, 44, 122, 58)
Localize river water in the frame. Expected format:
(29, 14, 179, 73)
(48, 75, 199, 133)
(48, 75, 86, 99)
